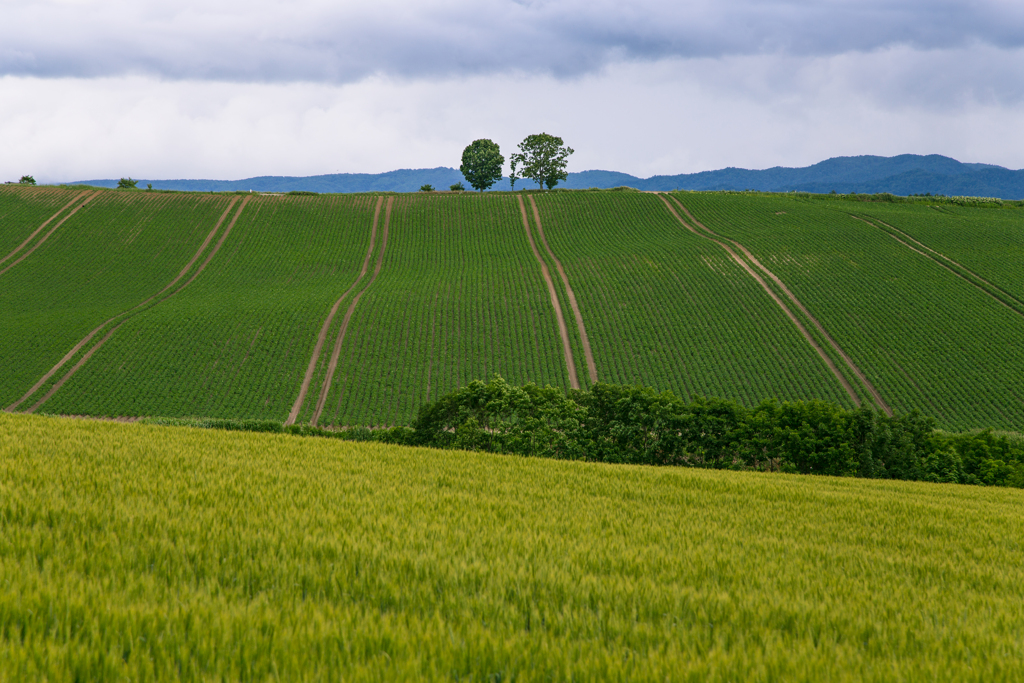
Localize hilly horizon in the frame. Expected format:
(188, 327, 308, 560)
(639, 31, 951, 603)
(70, 153, 1024, 199)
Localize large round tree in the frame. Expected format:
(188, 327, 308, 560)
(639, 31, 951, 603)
(460, 139, 505, 192)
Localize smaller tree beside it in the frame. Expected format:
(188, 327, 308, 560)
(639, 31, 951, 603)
(419, 184, 435, 192)
(117, 177, 139, 189)
(449, 182, 465, 192)
(459, 139, 505, 192)
(19, 175, 36, 185)
(509, 133, 574, 190)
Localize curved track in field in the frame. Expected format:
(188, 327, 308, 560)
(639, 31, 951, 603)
(0, 191, 99, 278)
(666, 196, 891, 414)
(518, 195, 579, 390)
(287, 197, 384, 425)
(657, 194, 864, 409)
(0, 190, 90, 267)
(6, 197, 248, 414)
(311, 196, 393, 426)
(528, 195, 598, 384)
(854, 214, 1024, 318)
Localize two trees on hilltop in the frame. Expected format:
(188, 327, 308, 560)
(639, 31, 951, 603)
(459, 133, 573, 192)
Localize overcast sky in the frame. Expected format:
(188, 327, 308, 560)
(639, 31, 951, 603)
(3, 0, 1023, 182)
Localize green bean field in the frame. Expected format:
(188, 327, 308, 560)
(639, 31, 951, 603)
(674, 192, 1024, 430)
(532, 192, 856, 407)
(2, 184, 1024, 430)
(316, 193, 571, 427)
(2, 412, 1023, 681)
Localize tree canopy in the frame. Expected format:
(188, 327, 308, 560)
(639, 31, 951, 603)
(18, 175, 36, 185)
(117, 177, 139, 189)
(459, 139, 505, 192)
(509, 133, 574, 190)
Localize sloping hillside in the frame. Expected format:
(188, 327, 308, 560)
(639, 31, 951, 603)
(2, 185, 1023, 430)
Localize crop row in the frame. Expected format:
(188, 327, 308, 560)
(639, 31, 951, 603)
(530, 192, 855, 409)
(0, 186, 85, 257)
(676, 192, 1024, 430)
(855, 201, 1024, 304)
(0, 191, 235, 408)
(316, 194, 571, 427)
(45, 195, 378, 420)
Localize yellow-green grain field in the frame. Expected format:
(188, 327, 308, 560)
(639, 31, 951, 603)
(1, 413, 1023, 681)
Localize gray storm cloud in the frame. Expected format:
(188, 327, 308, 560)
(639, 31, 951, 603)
(3, 0, 1024, 83)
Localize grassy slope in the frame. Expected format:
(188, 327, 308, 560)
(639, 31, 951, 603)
(2, 412, 1023, 681)
(45, 195, 376, 420)
(534, 192, 854, 407)
(677, 193, 1024, 430)
(317, 193, 570, 427)
(0, 191, 233, 407)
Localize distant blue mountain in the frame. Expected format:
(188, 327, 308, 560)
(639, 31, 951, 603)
(71, 154, 1024, 199)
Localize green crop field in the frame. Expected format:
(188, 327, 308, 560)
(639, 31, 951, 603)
(0, 186, 85, 258)
(0, 191, 237, 409)
(857, 202, 1024, 305)
(532, 192, 857, 407)
(673, 192, 1024, 430)
(2, 186, 1024, 431)
(316, 193, 571, 427)
(2, 412, 1023, 681)
(43, 195, 379, 420)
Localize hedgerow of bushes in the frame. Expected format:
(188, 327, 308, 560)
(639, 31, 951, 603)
(139, 377, 1024, 488)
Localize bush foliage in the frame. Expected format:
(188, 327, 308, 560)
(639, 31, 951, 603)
(409, 377, 1024, 487)
(139, 378, 1024, 489)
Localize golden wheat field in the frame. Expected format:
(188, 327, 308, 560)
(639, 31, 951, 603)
(1, 412, 1023, 681)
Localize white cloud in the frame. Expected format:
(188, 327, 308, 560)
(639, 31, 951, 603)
(2, 0, 1022, 180)
(3, 47, 1023, 183)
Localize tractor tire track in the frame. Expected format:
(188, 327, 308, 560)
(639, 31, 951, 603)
(287, 196, 384, 425)
(518, 195, 579, 390)
(8, 197, 248, 413)
(311, 196, 394, 426)
(0, 191, 100, 278)
(0, 190, 90, 267)
(528, 195, 597, 384)
(666, 195, 892, 415)
(657, 194, 862, 408)
(854, 214, 1024, 317)
(26, 323, 127, 413)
